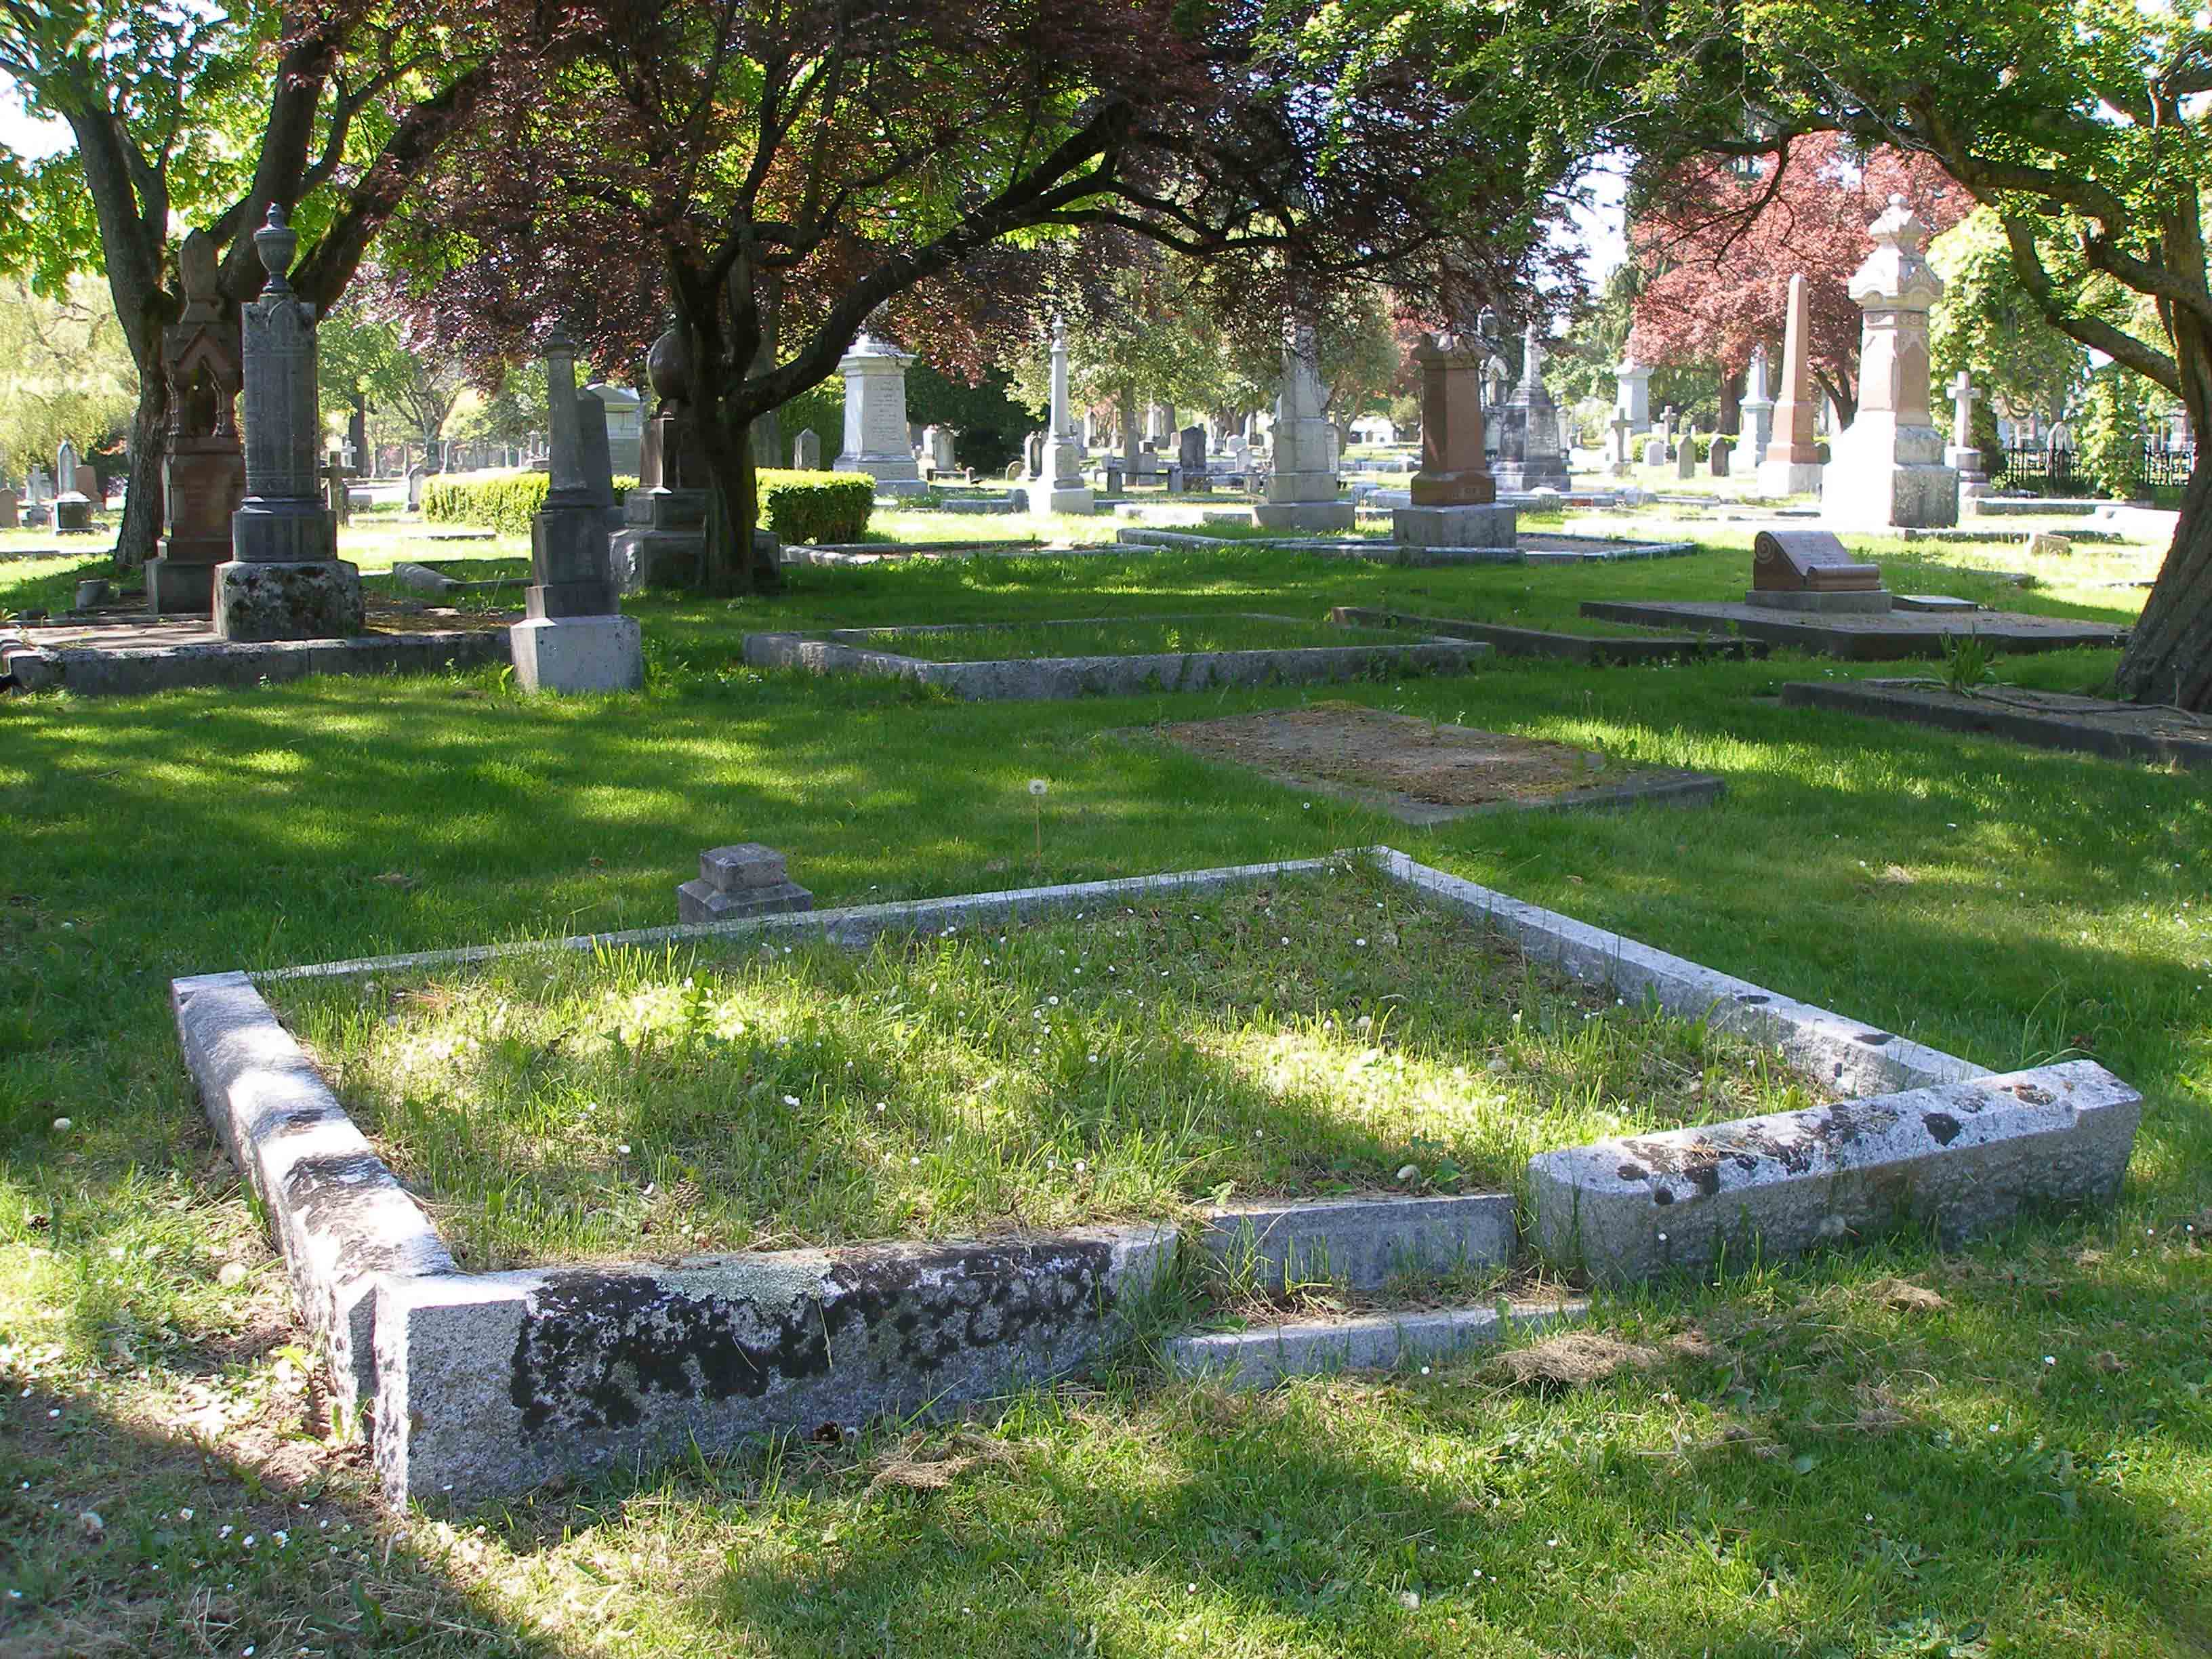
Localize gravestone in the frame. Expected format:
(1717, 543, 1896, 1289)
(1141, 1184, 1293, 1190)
(922, 424, 956, 476)
(1826, 197, 1957, 527)
(1746, 529, 1891, 613)
(1641, 436, 1666, 467)
(53, 440, 93, 532)
(1615, 356, 1652, 434)
(588, 382, 644, 475)
(833, 332, 926, 497)
(1610, 415, 1634, 477)
(792, 428, 821, 470)
(1253, 321, 1355, 531)
(1741, 345, 1776, 468)
(577, 390, 617, 507)
(1490, 325, 1571, 492)
(1394, 329, 1514, 551)
(212, 206, 365, 641)
(610, 327, 712, 591)
(0, 487, 15, 528)
(1675, 430, 1698, 480)
(511, 329, 643, 693)
(1947, 371, 1990, 501)
(73, 464, 98, 500)
(1708, 435, 1732, 478)
(1023, 431, 1046, 481)
(1758, 274, 1826, 497)
(1178, 425, 1206, 476)
(1039, 317, 1093, 514)
(1120, 390, 1143, 480)
(406, 465, 428, 512)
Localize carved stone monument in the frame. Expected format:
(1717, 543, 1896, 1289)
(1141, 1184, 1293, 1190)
(0, 487, 16, 529)
(1757, 274, 1825, 497)
(1490, 325, 1571, 492)
(1826, 197, 1957, 527)
(1947, 370, 1990, 501)
(1676, 429, 1698, 480)
(1040, 316, 1094, 515)
(1176, 424, 1209, 491)
(1740, 345, 1776, 468)
(833, 332, 926, 497)
(1393, 330, 1515, 552)
(1254, 321, 1354, 531)
(610, 327, 712, 592)
(792, 428, 821, 470)
(1746, 529, 1891, 612)
(510, 330, 643, 694)
(213, 207, 365, 641)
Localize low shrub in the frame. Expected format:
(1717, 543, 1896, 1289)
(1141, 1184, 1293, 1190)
(759, 469, 873, 544)
(422, 467, 867, 544)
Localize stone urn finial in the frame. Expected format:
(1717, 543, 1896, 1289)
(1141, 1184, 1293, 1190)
(647, 327, 691, 405)
(253, 205, 298, 294)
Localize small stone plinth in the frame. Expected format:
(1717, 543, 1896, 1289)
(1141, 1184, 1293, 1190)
(1252, 500, 1355, 533)
(1743, 588, 1894, 614)
(55, 493, 94, 533)
(677, 842, 814, 924)
(1392, 503, 1519, 554)
(1202, 1193, 1515, 1292)
(609, 488, 707, 592)
(213, 558, 365, 642)
(509, 614, 642, 695)
(146, 558, 218, 618)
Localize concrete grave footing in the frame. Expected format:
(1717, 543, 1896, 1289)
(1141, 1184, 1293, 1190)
(171, 848, 2142, 1508)
(1166, 1300, 1589, 1390)
(4, 629, 510, 697)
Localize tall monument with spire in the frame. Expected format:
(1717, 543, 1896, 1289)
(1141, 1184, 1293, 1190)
(1826, 196, 1957, 527)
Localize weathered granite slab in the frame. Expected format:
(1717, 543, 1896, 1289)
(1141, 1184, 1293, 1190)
(1202, 1193, 1517, 1292)
(1527, 1061, 2141, 1283)
(1781, 679, 2212, 770)
(1579, 599, 2124, 660)
(1328, 606, 1763, 665)
(1164, 1299, 1586, 1389)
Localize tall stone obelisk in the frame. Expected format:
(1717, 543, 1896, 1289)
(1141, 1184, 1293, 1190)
(1826, 195, 1957, 527)
(1756, 274, 1824, 498)
(510, 330, 644, 693)
(1039, 316, 1093, 515)
(1253, 321, 1353, 531)
(214, 205, 365, 641)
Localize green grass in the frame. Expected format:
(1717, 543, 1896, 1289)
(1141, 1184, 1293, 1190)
(1, 524, 2207, 1656)
(850, 615, 1412, 660)
(271, 866, 1822, 1270)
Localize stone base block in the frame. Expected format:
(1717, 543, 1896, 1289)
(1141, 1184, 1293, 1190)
(146, 558, 218, 619)
(1491, 462, 1572, 493)
(56, 496, 94, 533)
(875, 478, 930, 499)
(1164, 1300, 1585, 1390)
(1829, 461, 1959, 529)
(677, 877, 815, 924)
(1042, 485, 1095, 516)
(1393, 504, 1519, 551)
(509, 614, 643, 695)
(1528, 1060, 2142, 1284)
(1252, 501, 1356, 532)
(1743, 588, 1895, 614)
(1757, 459, 1824, 497)
(213, 559, 365, 642)
(609, 527, 704, 593)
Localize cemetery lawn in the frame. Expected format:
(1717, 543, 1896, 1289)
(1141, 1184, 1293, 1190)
(841, 614, 1411, 661)
(270, 864, 1822, 1271)
(3, 531, 2208, 1656)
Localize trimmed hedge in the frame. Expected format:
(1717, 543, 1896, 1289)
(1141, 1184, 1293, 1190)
(419, 467, 868, 544)
(760, 470, 873, 544)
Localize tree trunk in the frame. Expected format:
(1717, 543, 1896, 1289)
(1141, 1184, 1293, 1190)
(116, 364, 169, 571)
(1719, 367, 1743, 436)
(695, 394, 780, 596)
(2113, 457, 2212, 710)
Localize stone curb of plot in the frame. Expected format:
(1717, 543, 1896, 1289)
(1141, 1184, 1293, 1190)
(171, 848, 2140, 1508)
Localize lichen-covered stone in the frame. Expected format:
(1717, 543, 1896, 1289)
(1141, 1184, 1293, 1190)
(375, 1227, 1173, 1504)
(213, 558, 365, 641)
(1527, 1061, 2142, 1283)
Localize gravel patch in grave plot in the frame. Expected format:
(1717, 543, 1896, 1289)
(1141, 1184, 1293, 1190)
(1782, 678, 2212, 769)
(267, 865, 1822, 1273)
(1144, 706, 1724, 824)
(741, 612, 1484, 699)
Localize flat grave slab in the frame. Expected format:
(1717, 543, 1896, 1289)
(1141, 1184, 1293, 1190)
(1110, 527, 1700, 566)
(3, 600, 512, 697)
(1579, 598, 2126, 660)
(742, 613, 1484, 700)
(1782, 678, 2212, 769)
(1147, 706, 1724, 823)
(1328, 605, 1765, 665)
(174, 847, 2138, 1507)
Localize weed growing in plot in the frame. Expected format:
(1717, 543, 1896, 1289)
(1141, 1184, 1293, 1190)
(276, 865, 1825, 1269)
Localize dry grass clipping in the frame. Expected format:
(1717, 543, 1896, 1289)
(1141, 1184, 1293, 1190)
(1490, 1329, 1723, 1391)
(861, 1429, 1019, 1496)
(1868, 1277, 1950, 1314)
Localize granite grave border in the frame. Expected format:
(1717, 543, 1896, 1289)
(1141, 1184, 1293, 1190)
(740, 613, 1487, 700)
(1327, 605, 1767, 665)
(1781, 678, 2212, 769)
(171, 848, 2141, 1507)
